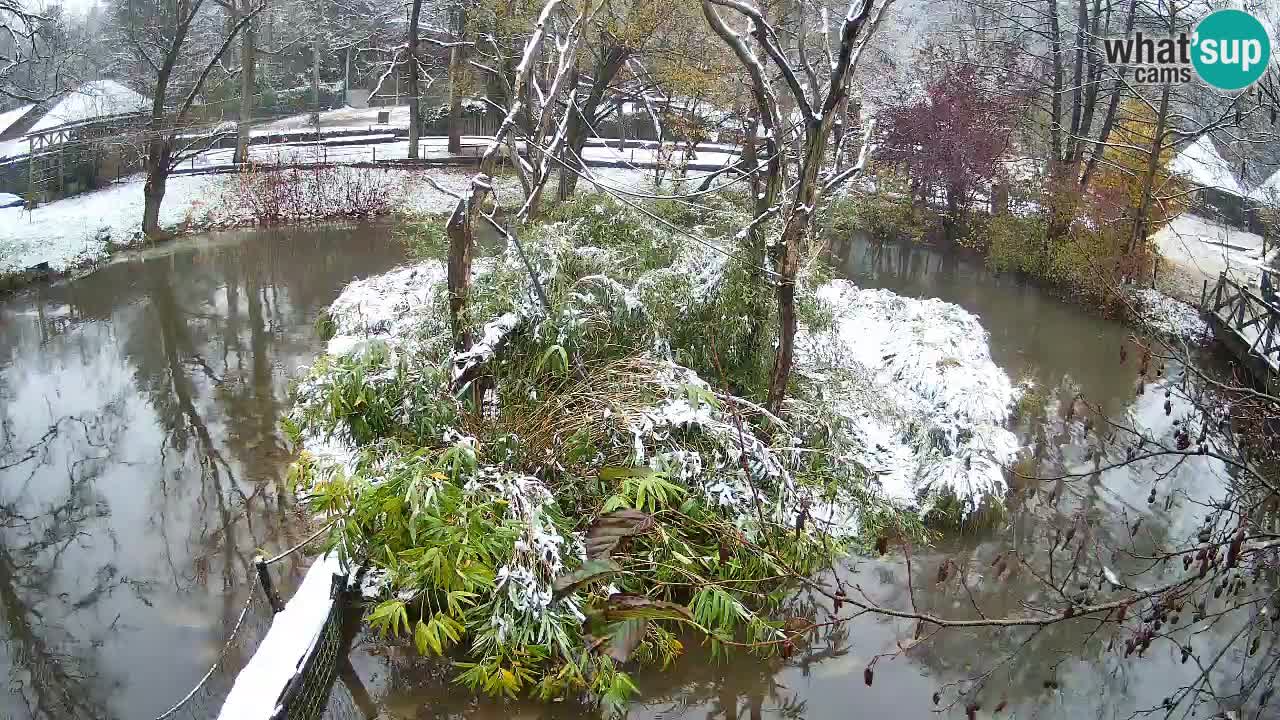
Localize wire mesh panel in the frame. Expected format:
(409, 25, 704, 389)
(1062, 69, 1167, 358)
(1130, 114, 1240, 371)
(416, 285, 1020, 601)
(270, 573, 348, 720)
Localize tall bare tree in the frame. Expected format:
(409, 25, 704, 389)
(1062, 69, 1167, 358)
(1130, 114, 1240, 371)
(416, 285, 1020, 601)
(110, 0, 262, 236)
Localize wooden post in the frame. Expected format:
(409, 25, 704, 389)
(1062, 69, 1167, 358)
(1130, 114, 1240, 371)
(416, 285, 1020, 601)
(27, 138, 35, 202)
(254, 555, 284, 613)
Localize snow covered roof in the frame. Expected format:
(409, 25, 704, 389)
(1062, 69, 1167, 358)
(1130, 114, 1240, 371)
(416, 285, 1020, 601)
(0, 104, 35, 137)
(26, 80, 147, 134)
(1171, 134, 1245, 197)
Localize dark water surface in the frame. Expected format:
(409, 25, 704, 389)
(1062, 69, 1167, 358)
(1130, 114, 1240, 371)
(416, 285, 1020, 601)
(0, 225, 1254, 720)
(0, 223, 408, 719)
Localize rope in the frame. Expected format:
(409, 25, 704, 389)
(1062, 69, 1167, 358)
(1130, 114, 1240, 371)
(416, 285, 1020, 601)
(265, 521, 335, 565)
(152, 576, 260, 720)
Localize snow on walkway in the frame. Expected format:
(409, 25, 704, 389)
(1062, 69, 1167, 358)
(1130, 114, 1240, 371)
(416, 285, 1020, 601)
(1151, 213, 1271, 291)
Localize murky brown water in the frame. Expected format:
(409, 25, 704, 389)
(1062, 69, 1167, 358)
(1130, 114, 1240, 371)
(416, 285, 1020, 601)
(0, 223, 408, 719)
(0, 225, 1257, 720)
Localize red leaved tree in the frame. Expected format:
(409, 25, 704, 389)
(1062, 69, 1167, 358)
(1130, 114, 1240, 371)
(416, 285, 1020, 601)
(877, 59, 1019, 239)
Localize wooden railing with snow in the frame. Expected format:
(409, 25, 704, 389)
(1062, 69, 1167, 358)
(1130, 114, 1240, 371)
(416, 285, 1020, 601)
(1203, 272, 1280, 376)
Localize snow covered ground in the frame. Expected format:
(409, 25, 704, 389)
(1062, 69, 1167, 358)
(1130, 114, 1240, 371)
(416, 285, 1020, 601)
(1127, 287, 1211, 344)
(1151, 213, 1273, 293)
(0, 159, 694, 279)
(0, 168, 487, 275)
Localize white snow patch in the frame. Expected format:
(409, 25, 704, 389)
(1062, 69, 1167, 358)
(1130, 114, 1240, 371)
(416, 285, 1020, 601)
(1151, 213, 1270, 289)
(801, 281, 1021, 514)
(27, 80, 147, 135)
(1171, 135, 1245, 197)
(324, 262, 447, 355)
(216, 554, 344, 720)
(0, 104, 34, 136)
(1128, 288, 1211, 343)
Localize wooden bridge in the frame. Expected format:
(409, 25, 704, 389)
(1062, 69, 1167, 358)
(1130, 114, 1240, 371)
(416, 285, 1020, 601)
(1202, 272, 1280, 385)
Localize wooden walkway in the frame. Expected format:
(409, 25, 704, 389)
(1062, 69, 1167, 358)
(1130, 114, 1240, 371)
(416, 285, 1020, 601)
(1202, 272, 1280, 383)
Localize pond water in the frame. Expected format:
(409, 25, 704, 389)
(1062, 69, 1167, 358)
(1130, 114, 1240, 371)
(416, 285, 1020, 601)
(0, 223, 408, 719)
(0, 225, 1254, 720)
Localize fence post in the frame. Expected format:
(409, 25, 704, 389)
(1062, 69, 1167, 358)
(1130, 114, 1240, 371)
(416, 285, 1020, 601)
(255, 555, 284, 613)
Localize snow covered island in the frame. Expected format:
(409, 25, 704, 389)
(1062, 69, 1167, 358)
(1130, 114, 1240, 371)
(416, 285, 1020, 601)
(280, 195, 1022, 706)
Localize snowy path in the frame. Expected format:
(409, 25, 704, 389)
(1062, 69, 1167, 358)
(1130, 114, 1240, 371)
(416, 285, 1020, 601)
(1150, 213, 1275, 303)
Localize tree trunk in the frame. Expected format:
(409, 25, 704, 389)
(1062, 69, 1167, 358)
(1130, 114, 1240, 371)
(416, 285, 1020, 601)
(407, 0, 423, 159)
(1129, 81, 1172, 255)
(558, 45, 628, 200)
(446, 7, 468, 154)
(446, 216, 475, 348)
(142, 138, 172, 238)
(311, 37, 321, 137)
(234, 5, 254, 164)
(765, 221, 802, 415)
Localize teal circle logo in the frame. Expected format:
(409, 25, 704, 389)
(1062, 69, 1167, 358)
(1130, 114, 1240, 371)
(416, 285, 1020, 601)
(1192, 9, 1271, 90)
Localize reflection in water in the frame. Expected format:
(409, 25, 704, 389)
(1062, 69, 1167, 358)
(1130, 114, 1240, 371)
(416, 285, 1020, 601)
(342, 233, 1255, 719)
(0, 224, 408, 719)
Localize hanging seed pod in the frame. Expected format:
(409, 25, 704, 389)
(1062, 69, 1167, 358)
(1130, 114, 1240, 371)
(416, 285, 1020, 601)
(834, 592, 844, 613)
(1227, 528, 1244, 570)
(1125, 638, 1136, 657)
(965, 703, 979, 720)
(1165, 399, 1172, 416)
(1181, 646, 1191, 663)
(1183, 555, 1193, 571)
(875, 536, 889, 556)
(1153, 619, 1163, 632)
(782, 640, 794, 658)
(1251, 636, 1261, 656)
(864, 665, 874, 686)
(1170, 614, 1179, 625)
(932, 691, 941, 706)
(1131, 518, 1143, 536)
(1148, 489, 1157, 504)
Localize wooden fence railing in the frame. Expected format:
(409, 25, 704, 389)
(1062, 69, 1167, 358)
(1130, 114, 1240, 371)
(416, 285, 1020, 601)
(1208, 273, 1280, 367)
